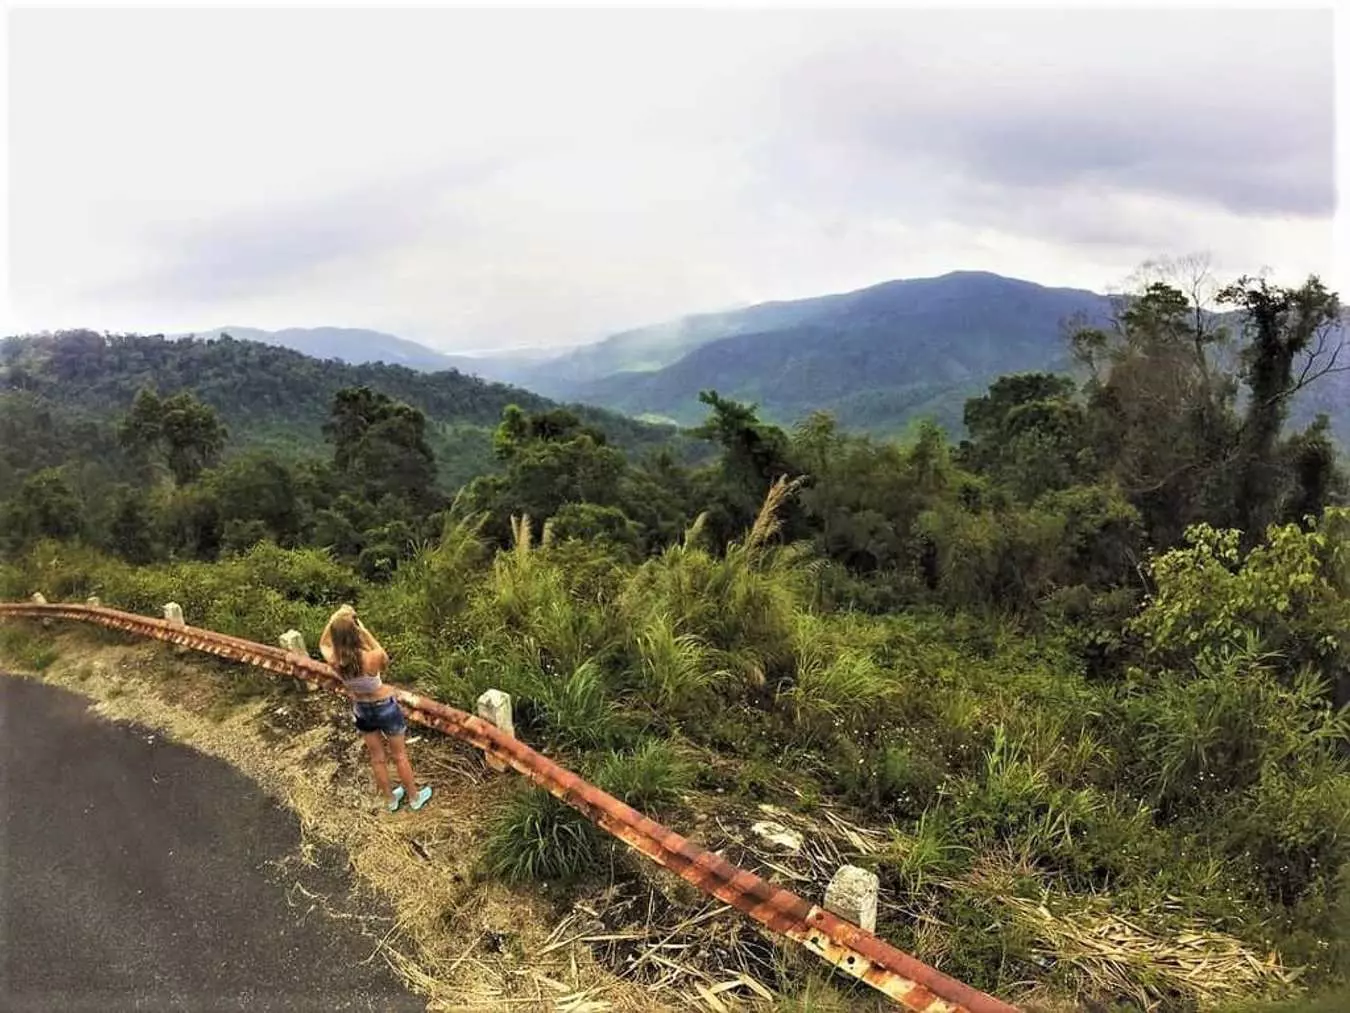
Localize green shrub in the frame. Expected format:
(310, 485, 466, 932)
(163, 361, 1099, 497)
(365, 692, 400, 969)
(877, 810, 971, 896)
(482, 788, 607, 885)
(529, 659, 626, 751)
(592, 738, 692, 812)
(630, 612, 725, 712)
(0, 624, 59, 671)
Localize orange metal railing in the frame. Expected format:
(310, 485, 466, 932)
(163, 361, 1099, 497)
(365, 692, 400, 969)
(0, 600, 1019, 1013)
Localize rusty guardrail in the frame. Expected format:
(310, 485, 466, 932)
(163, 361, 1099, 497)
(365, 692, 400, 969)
(0, 600, 1019, 1013)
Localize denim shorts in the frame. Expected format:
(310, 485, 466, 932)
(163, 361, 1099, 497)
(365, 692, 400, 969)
(352, 697, 407, 737)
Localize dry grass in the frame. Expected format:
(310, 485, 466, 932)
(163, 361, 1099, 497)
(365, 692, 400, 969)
(999, 895, 1300, 1011)
(745, 477, 806, 555)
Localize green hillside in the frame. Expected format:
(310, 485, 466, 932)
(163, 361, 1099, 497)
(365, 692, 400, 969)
(0, 330, 683, 491)
(526, 271, 1350, 445)
(2, 270, 1347, 1012)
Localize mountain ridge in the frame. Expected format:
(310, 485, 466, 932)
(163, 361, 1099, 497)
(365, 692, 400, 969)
(529, 272, 1113, 434)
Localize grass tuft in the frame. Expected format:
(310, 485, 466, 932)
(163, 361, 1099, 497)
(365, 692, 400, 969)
(482, 788, 606, 885)
(592, 738, 693, 813)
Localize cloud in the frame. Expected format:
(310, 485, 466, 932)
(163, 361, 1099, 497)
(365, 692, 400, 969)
(5, 8, 1336, 348)
(778, 9, 1333, 217)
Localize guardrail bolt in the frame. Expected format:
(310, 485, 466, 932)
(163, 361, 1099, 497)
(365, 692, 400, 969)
(86, 596, 101, 608)
(476, 689, 514, 772)
(163, 602, 185, 627)
(825, 864, 879, 932)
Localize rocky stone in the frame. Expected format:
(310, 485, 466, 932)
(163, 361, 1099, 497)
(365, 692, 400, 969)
(750, 820, 804, 853)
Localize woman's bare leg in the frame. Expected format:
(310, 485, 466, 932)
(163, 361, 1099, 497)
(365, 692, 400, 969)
(363, 731, 394, 802)
(386, 735, 419, 798)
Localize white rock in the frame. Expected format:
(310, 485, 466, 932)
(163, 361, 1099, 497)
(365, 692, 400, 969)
(86, 596, 101, 608)
(31, 592, 47, 605)
(824, 864, 879, 932)
(163, 602, 185, 626)
(751, 820, 804, 853)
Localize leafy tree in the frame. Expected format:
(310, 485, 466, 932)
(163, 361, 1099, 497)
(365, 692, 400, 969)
(689, 390, 799, 546)
(1073, 281, 1239, 544)
(324, 386, 439, 511)
(1072, 272, 1346, 546)
(1, 468, 83, 550)
(960, 373, 1091, 501)
(106, 484, 159, 564)
(160, 392, 228, 485)
(1216, 275, 1344, 538)
(464, 404, 629, 543)
(118, 387, 227, 485)
(1132, 508, 1350, 707)
(207, 453, 305, 547)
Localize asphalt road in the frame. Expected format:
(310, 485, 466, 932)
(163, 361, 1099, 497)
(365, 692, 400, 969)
(0, 675, 425, 1012)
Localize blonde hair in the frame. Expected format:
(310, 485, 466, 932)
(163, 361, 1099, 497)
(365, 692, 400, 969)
(328, 612, 364, 682)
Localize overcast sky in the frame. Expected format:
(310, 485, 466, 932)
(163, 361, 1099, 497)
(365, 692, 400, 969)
(6, 7, 1339, 352)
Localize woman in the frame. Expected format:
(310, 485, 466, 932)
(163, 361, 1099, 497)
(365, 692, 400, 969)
(319, 605, 432, 812)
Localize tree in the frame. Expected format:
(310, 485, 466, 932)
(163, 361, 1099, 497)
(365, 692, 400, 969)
(324, 386, 439, 511)
(1216, 275, 1344, 539)
(690, 391, 799, 546)
(160, 392, 228, 485)
(464, 404, 629, 544)
(1, 468, 83, 550)
(106, 484, 158, 564)
(208, 453, 305, 547)
(1074, 281, 1239, 544)
(118, 387, 227, 485)
(960, 373, 1090, 501)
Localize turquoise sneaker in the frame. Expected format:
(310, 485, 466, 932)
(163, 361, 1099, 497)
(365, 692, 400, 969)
(388, 786, 406, 812)
(408, 786, 433, 811)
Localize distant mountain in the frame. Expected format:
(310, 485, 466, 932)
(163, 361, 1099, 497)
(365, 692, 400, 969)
(511, 296, 856, 390)
(521, 272, 1115, 435)
(184, 326, 481, 374)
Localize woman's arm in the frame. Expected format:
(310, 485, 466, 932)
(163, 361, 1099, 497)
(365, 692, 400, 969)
(355, 619, 389, 675)
(318, 616, 337, 664)
(355, 618, 385, 654)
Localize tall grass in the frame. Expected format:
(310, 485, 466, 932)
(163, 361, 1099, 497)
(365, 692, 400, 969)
(592, 738, 693, 813)
(482, 788, 606, 885)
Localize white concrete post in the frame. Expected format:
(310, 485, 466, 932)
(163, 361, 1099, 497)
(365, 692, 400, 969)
(31, 592, 47, 605)
(279, 630, 317, 690)
(476, 689, 514, 771)
(163, 602, 185, 627)
(279, 629, 307, 656)
(824, 865, 879, 933)
(86, 596, 101, 608)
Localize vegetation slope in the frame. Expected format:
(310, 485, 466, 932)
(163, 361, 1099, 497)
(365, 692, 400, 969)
(2, 267, 1348, 1011)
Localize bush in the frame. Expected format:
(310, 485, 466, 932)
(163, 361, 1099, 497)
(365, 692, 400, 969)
(529, 659, 627, 751)
(630, 612, 725, 713)
(482, 788, 607, 885)
(592, 738, 693, 813)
